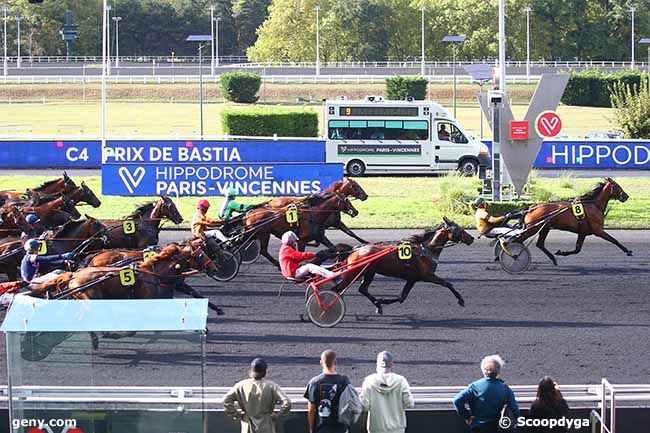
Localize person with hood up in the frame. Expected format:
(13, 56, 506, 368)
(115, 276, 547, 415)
(360, 351, 414, 433)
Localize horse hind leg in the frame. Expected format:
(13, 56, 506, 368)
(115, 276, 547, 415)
(258, 233, 280, 268)
(376, 280, 416, 308)
(556, 233, 586, 256)
(356, 270, 384, 314)
(176, 282, 224, 315)
(535, 225, 558, 266)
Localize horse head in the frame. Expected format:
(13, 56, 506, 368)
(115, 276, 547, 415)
(80, 182, 102, 208)
(442, 216, 474, 246)
(62, 196, 82, 220)
(153, 196, 184, 224)
(341, 177, 368, 201)
(604, 177, 629, 203)
(62, 171, 77, 192)
(333, 193, 359, 218)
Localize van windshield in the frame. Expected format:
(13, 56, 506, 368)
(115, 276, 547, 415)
(328, 120, 428, 140)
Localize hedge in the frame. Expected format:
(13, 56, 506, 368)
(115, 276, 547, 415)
(219, 72, 262, 103)
(221, 108, 319, 137)
(385, 76, 428, 100)
(561, 70, 648, 107)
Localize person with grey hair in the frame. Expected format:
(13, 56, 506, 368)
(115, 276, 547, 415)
(453, 355, 520, 433)
(360, 351, 414, 433)
(223, 358, 291, 433)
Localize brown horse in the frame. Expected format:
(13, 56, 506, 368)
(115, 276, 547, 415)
(103, 196, 183, 249)
(332, 218, 474, 314)
(244, 193, 359, 266)
(518, 177, 631, 265)
(0, 172, 77, 205)
(265, 178, 369, 245)
(0, 207, 30, 238)
(14, 195, 82, 228)
(0, 237, 24, 280)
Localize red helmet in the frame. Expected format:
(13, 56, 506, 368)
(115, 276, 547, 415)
(197, 199, 210, 210)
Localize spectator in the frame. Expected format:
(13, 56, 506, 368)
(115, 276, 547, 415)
(223, 358, 291, 433)
(525, 377, 570, 433)
(453, 354, 520, 433)
(304, 350, 351, 433)
(360, 351, 414, 433)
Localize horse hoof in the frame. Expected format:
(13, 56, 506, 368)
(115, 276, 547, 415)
(299, 314, 307, 323)
(375, 306, 383, 315)
(626, 251, 633, 256)
(91, 337, 99, 351)
(216, 308, 225, 316)
(555, 250, 562, 255)
(458, 299, 465, 307)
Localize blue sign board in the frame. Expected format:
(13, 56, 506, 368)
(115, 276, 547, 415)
(104, 140, 325, 164)
(101, 163, 344, 197)
(0, 140, 101, 168)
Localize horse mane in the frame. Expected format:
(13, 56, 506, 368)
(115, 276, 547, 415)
(141, 243, 181, 267)
(33, 178, 62, 191)
(126, 201, 155, 219)
(50, 219, 89, 238)
(324, 180, 344, 193)
(578, 181, 606, 201)
(405, 224, 444, 244)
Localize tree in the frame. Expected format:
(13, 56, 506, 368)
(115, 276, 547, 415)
(232, 0, 271, 54)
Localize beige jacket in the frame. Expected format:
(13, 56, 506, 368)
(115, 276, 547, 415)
(223, 378, 292, 433)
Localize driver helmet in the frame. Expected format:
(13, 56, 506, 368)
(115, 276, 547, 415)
(226, 187, 237, 198)
(473, 197, 487, 208)
(197, 199, 210, 210)
(281, 231, 298, 246)
(24, 238, 40, 252)
(26, 214, 40, 225)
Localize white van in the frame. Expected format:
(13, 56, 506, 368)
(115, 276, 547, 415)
(324, 96, 489, 176)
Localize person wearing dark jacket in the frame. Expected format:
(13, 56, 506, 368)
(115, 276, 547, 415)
(20, 239, 73, 285)
(453, 354, 520, 433)
(524, 377, 570, 433)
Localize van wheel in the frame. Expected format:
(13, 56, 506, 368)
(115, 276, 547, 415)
(346, 160, 366, 177)
(458, 158, 478, 176)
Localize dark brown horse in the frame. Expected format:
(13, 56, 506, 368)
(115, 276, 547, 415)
(14, 195, 82, 228)
(518, 177, 631, 265)
(0, 206, 30, 238)
(103, 196, 183, 249)
(0, 172, 77, 205)
(244, 193, 359, 266)
(332, 218, 474, 314)
(0, 217, 107, 280)
(265, 178, 369, 245)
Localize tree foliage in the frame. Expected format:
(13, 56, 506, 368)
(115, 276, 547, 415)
(610, 80, 650, 138)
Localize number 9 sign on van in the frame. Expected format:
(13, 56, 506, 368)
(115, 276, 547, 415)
(535, 111, 562, 138)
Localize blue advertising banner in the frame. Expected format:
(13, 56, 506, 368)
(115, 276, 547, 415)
(482, 140, 650, 169)
(0, 140, 101, 168)
(101, 163, 344, 197)
(104, 140, 325, 164)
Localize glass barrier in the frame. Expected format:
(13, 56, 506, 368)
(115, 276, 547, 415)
(2, 296, 208, 433)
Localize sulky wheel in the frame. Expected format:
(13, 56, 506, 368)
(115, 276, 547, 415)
(209, 249, 240, 282)
(305, 290, 346, 328)
(498, 241, 532, 274)
(239, 238, 261, 265)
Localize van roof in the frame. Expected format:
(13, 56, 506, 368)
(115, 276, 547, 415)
(325, 98, 452, 119)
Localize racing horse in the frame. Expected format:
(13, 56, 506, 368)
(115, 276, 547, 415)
(518, 177, 631, 265)
(0, 172, 77, 205)
(0, 206, 30, 238)
(244, 192, 359, 267)
(0, 217, 107, 281)
(14, 195, 82, 228)
(103, 196, 183, 249)
(264, 178, 369, 245)
(332, 217, 474, 314)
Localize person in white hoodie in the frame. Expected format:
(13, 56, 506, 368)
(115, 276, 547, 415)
(360, 351, 414, 433)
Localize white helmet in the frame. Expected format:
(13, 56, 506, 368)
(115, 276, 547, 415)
(281, 231, 298, 246)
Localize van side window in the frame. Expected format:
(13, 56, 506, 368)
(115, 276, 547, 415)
(328, 120, 428, 140)
(437, 122, 468, 144)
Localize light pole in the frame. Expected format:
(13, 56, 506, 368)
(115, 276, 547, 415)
(106, 5, 111, 76)
(209, 4, 215, 75)
(214, 17, 221, 68)
(420, 6, 425, 76)
(442, 35, 466, 118)
(314, 5, 320, 76)
(186, 35, 212, 141)
(101, 0, 108, 163)
(112, 16, 121, 69)
(524, 6, 531, 84)
(2, 4, 8, 77)
(630, 7, 637, 69)
(640, 38, 650, 92)
(15, 15, 20, 69)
